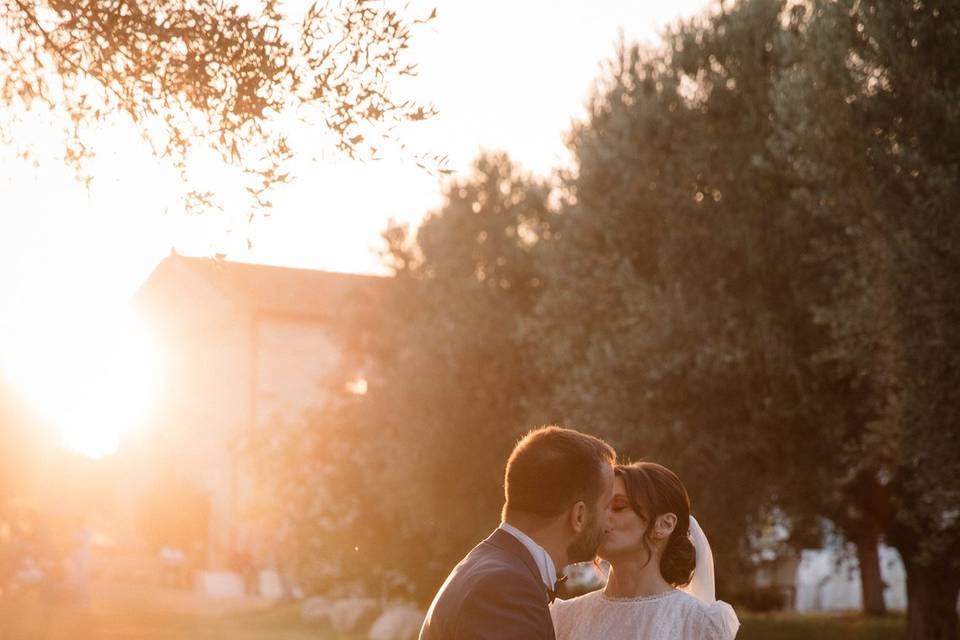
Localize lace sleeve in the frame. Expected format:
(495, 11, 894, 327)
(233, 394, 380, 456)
(703, 600, 740, 639)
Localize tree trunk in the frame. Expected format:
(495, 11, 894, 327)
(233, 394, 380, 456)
(854, 532, 887, 616)
(904, 557, 960, 640)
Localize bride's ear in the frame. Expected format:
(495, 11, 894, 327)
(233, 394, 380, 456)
(569, 500, 587, 533)
(654, 512, 677, 540)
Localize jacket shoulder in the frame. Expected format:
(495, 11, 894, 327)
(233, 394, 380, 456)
(421, 541, 552, 640)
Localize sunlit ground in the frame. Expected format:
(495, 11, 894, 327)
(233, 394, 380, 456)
(0, 591, 352, 640)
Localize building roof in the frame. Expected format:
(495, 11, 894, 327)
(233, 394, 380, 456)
(136, 253, 387, 320)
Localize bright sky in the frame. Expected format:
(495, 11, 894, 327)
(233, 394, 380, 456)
(0, 0, 707, 457)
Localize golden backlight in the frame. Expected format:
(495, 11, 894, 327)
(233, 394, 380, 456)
(2, 307, 164, 459)
(0, 0, 711, 462)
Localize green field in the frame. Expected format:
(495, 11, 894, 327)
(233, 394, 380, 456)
(0, 597, 912, 640)
(738, 612, 904, 640)
(0, 600, 348, 640)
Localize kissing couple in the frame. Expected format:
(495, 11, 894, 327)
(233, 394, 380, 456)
(419, 426, 740, 640)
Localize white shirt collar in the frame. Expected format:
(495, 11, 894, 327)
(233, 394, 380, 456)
(498, 522, 558, 590)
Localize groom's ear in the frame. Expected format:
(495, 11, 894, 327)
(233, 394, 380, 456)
(569, 500, 587, 533)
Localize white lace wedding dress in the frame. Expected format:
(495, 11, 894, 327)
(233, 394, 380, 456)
(550, 588, 739, 640)
(551, 517, 740, 639)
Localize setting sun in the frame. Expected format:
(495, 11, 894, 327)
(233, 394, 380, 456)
(1, 306, 163, 459)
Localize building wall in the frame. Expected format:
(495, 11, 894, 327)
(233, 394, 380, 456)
(140, 312, 348, 571)
(178, 317, 251, 569)
(794, 545, 907, 612)
(126, 261, 363, 583)
(252, 315, 343, 428)
(129, 304, 253, 569)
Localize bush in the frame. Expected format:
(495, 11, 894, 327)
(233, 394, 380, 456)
(729, 586, 787, 612)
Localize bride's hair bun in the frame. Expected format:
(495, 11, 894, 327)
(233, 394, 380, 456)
(661, 528, 696, 586)
(615, 461, 696, 587)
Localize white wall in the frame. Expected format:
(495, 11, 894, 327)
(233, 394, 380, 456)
(795, 544, 906, 612)
(252, 315, 343, 428)
(128, 272, 354, 577)
(142, 308, 253, 568)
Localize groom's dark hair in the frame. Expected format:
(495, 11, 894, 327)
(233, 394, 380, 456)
(502, 426, 615, 519)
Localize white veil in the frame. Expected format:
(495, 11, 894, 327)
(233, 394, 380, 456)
(680, 515, 716, 603)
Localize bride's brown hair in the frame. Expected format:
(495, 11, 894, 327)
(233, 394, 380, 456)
(616, 461, 696, 586)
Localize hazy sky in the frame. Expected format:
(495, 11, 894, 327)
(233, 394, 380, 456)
(0, 0, 708, 455)
(3, 0, 709, 290)
(238, 0, 710, 273)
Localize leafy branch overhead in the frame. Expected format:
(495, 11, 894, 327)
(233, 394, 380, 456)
(0, 0, 443, 211)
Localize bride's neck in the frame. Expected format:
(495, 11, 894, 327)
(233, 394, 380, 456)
(604, 558, 674, 598)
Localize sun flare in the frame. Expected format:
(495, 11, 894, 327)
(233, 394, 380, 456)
(1, 307, 164, 459)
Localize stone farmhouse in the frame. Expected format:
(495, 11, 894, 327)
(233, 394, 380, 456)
(125, 252, 384, 592)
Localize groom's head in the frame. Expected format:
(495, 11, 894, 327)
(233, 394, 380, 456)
(502, 426, 616, 564)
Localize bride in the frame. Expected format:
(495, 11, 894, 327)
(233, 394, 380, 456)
(551, 462, 740, 639)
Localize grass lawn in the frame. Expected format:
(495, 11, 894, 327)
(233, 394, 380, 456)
(1, 597, 913, 640)
(738, 611, 905, 640)
(0, 599, 358, 640)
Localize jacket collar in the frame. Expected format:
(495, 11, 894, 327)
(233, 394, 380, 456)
(482, 528, 553, 601)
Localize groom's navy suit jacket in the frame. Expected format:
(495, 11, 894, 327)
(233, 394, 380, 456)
(418, 528, 556, 640)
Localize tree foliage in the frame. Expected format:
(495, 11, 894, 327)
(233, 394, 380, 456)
(775, 1, 960, 635)
(525, 0, 959, 632)
(524, 0, 838, 595)
(245, 2, 959, 633)
(246, 153, 554, 601)
(0, 0, 440, 211)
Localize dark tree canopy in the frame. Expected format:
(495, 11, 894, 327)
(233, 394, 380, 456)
(246, 8, 959, 634)
(525, 2, 959, 633)
(778, 1, 960, 636)
(245, 153, 555, 601)
(0, 0, 441, 211)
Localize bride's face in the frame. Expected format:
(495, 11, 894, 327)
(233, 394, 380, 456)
(598, 475, 650, 562)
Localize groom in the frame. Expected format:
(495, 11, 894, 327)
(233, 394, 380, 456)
(419, 426, 616, 640)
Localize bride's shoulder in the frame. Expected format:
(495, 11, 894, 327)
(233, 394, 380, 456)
(663, 592, 739, 639)
(688, 597, 740, 639)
